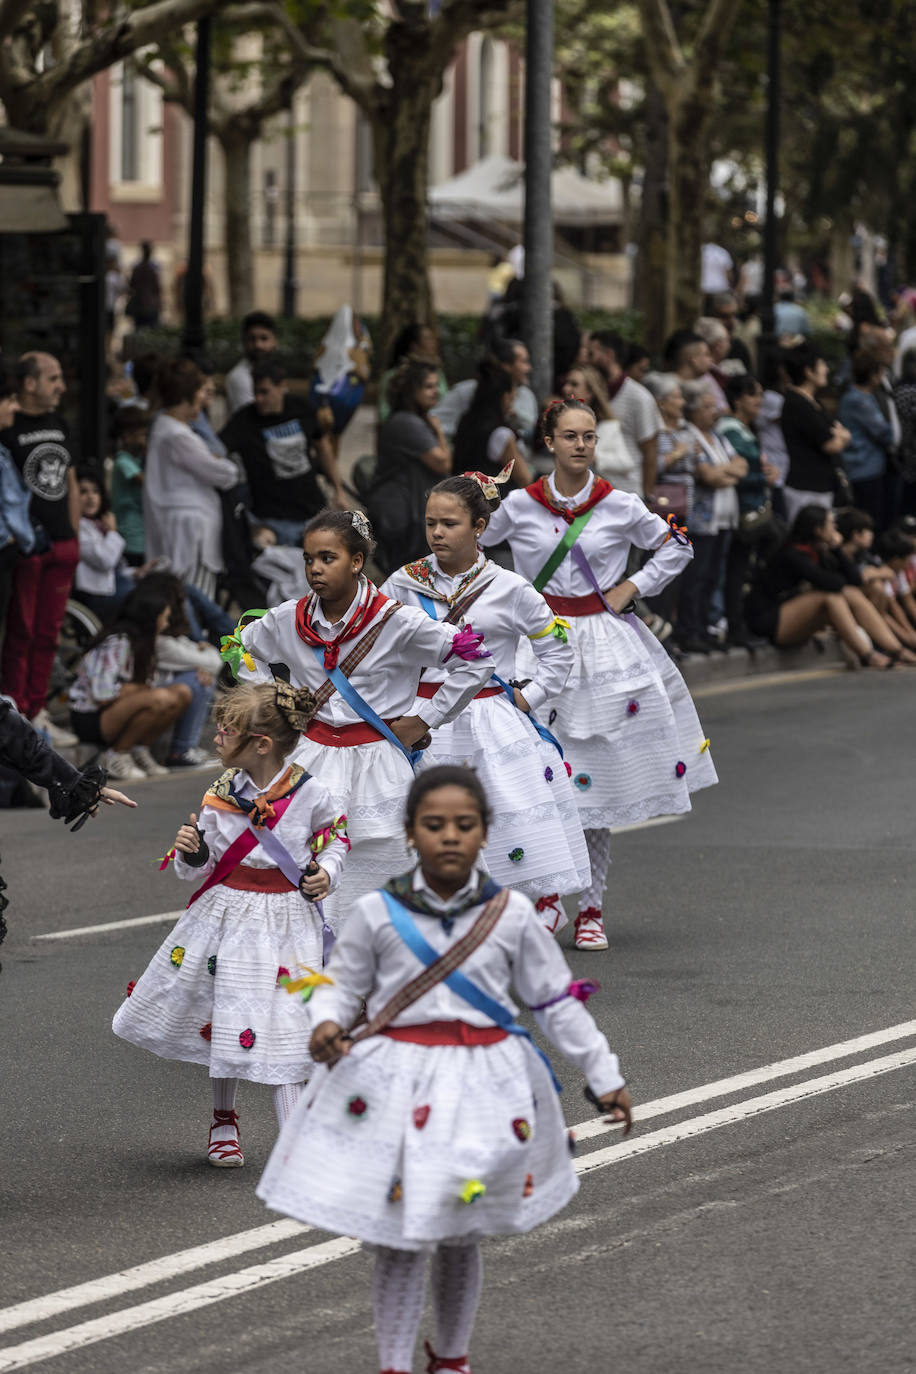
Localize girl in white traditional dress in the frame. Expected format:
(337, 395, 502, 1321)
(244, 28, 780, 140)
(382, 468, 590, 932)
(112, 681, 350, 1167)
(226, 510, 492, 931)
(480, 399, 718, 952)
(257, 766, 632, 1374)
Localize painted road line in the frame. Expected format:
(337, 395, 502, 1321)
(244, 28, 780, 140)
(0, 1239, 361, 1373)
(571, 1016, 916, 1143)
(4, 1019, 916, 1339)
(0, 1221, 307, 1336)
(31, 911, 182, 941)
(1, 1047, 914, 1369)
(575, 1043, 916, 1175)
(692, 666, 845, 699)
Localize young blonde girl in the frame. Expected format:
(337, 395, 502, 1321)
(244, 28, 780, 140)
(113, 682, 350, 1166)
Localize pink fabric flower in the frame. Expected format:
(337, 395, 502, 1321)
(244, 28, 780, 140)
(444, 624, 491, 663)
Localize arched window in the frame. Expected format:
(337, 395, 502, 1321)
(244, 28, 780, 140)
(477, 38, 494, 158)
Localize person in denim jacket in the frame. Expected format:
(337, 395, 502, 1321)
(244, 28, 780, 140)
(0, 372, 35, 632)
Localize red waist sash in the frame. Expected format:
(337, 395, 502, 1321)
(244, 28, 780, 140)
(305, 718, 388, 747)
(381, 1020, 509, 1046)
(415, 683, 503, 700)
(222, 864, 296, 893)
(544, 590, 606, 618)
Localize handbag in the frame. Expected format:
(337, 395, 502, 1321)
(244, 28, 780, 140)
(737, 497, 774, 539)
(650, 477, 690, 525)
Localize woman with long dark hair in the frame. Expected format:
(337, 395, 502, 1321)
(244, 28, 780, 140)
(67, 576, 193, 780)
(452, 365, 532, 486)
(370, 358, 452, 570)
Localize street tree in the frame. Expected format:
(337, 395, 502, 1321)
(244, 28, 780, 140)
(136, 21, 312, 315)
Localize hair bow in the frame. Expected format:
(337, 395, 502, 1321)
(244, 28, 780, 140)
(350, 510, 373, 541)
(461, 458, 515, 503)
(275, 679, 318, 731)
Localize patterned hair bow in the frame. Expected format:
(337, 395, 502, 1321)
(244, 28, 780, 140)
(350, 510, 373, 541)
(663, 514, 691, 547)
(461, 458, 515, 503)
(275, 679, 318, 731)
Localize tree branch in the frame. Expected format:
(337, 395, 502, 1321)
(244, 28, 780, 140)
(691, 0, 744, 91)
(637, 0, 686, 89)
(231, 1, 379, 111)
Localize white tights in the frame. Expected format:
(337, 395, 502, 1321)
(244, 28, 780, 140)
(372, 1241, 482, 1371)
(210, 1078, 305, 1133)
(581, 829, 611, 913)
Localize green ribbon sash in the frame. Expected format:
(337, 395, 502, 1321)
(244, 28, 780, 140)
(532, 507, 599, 593)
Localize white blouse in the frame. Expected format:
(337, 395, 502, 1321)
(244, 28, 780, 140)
(238, 585, 492, 730)
(144, 413, 238, 576)
(173, 763, 348, 889)
(481, 471, 692, 600)
(381, 554, 573, 713)
(309, 866, 626, 1097)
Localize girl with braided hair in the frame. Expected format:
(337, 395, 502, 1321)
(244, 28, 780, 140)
(113, 681, 351, 1167)
(382, 468, 589, 932)
(479, 398, 717, 951)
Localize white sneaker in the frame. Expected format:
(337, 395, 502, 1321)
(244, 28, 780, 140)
(130, 746, 170, 777)
(167, 746, 220, 769)
(98, 748, 146, 782)
(31, 708, 78, 749)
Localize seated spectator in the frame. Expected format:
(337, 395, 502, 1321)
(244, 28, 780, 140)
(433, 338, 538, 450)
(835, 509, 916, 650)
(694, 318, 731, 412)
(67, 577, 193, 780)
(144, 359, 238, 598)
(378, 323, 446, 423)
(837, 351, 894, 528)
(146, 572, 220, 769)
(745, 505, 914, 665)
(111, 407, 149, 568)
(223, 311, 278, 416)
(0, 370, 34, 634)
(674, 383, 747, 655)
(73, 467, 133, 622)
(717, 375, 782, 648)
(781, 345, 850, 524)
(220, 358, 346, 547)
(310, 305, 372, 443)
(892, 347, 916, 505)
(774, 289, 812, 339)
(452, 364, 532, 487)
(369, 357, 451, 571)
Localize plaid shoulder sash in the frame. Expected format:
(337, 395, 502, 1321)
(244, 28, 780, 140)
(312, 600, 401, 713)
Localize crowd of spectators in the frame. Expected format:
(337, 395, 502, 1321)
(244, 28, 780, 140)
(6, 267, 916, 801)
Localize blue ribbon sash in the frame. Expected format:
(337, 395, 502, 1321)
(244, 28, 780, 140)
(381, 890, 561, 1092)
(311, 647, 423, 769)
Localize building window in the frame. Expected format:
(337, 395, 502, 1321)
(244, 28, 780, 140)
(477, 39, 494, 158)
(121, 63, 139, 182)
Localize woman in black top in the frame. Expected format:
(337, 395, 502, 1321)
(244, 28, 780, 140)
(746, 504, 916, 665)
(781, 345, 851, 525)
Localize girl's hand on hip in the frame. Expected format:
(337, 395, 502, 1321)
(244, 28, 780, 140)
(310, 1020, 351, 1063)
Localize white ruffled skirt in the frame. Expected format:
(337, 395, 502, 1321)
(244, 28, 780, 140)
(257, 1034, 577, 1251)
(418, 693, 590, 899)
(518, 611, 717, 830)
(112, 884, 321, 1084)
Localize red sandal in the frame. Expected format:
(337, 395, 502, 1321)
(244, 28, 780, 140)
(208, 1109, 244, 1167)
(425, 1341, 472, 1373)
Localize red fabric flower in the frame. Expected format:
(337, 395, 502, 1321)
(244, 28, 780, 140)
(348, 1095, 368, 1117)
(675, 760, 687, 778)
(199, 1022, 212, 1041)
(238, 1028, 256, 1050)
(413, 1105, 431, 1130)
(125, 980, 136, 998)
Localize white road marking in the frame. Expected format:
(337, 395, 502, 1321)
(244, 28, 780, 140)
(2, 1035, 915, 1368)
(571, 1016, 916, 1143)
(610, 814, 684, 835)
(0, 1221, 307, 1336)
(31, 911, 182, 941)
(575, 1043, 916, 1175)
(0, 1239, 361, 1372)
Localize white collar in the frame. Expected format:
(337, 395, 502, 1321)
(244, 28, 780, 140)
(430, 550, 486, 592)
(236, 760, 290, 798)
(411, 863, 487, 912)
(312, 576, 366, 635)
(548, 468, 595, 507)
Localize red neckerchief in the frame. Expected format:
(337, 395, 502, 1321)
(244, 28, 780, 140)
(526, 474, 614, 526)
(295, 579, 391, 670)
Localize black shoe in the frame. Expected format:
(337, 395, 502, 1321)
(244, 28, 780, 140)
(677, 636, 711, 656)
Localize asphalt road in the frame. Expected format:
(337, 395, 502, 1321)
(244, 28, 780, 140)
(1, 668, 914, 1374)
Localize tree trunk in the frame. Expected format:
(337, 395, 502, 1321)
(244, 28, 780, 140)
(667, 83, 716, 333)
(635, 79, 669, 353)
(220, 126, 255, 318)
(371, 29, 438, 370)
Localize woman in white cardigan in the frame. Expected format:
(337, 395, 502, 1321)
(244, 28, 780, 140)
(144, 359, 238, 597)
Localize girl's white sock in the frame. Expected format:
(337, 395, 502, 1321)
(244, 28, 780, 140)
(271, 1081, 305, 1127)
(372, 1244, 427, 1371)
(430, 1240, 482, 1364)
(581, 829, 612, 912)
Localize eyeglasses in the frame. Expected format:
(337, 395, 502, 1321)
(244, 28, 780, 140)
(215, 726, 272, 744)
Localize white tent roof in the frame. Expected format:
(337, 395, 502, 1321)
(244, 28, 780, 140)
(428, 153, 623, 227)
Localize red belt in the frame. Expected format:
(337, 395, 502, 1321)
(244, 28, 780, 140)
(306, 718, 387, 747)
(221, 864, 296, 893)
(381, 1020, 508, 1046)
(416, 683, 503, 700)
(544, 591, 606, 618)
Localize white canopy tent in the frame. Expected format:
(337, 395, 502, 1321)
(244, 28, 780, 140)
(428, 153, 623, 226)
